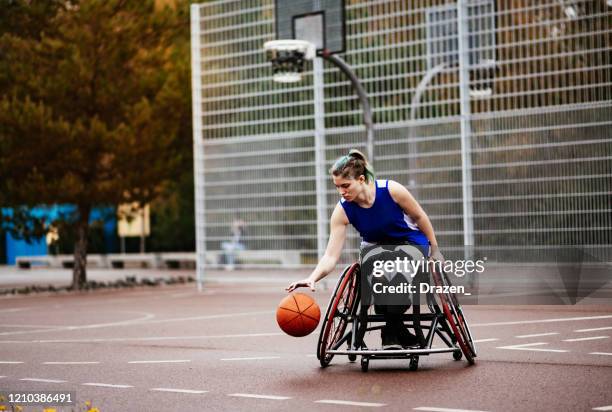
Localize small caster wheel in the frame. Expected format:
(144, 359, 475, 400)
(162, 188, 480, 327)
(361, 357, 369, 372)
(348, 354, 357, 362)
(453, 349, 462, 361)
(409, 356, 419, 371)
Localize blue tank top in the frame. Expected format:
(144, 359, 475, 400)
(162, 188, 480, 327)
(340, 180, 429, 246)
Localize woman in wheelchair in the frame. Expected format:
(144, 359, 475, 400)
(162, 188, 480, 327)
(286, 149, 444, 350)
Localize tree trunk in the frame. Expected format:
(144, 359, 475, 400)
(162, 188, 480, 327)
(72, 205, 91, 289)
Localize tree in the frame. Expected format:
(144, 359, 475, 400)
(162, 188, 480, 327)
(0, 0, 189, 288)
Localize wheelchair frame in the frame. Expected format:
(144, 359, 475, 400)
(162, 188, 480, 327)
(316, 262, 477, 372)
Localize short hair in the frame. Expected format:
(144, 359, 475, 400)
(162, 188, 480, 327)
(329, 149, 375, 182)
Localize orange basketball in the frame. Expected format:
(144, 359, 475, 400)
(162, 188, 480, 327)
(276, 292, 321, 337)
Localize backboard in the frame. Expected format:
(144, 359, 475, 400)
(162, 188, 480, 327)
(275, 0, 345, 55)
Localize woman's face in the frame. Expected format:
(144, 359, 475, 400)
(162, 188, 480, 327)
(332, 174, 366, 201)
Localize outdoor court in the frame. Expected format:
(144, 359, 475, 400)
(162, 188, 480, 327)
(1, 268, 611, 411)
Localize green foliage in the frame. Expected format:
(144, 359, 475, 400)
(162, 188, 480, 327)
(1, 0, 188, 207)
(0, 0, 192, 282)
(148, 170, 195, 252)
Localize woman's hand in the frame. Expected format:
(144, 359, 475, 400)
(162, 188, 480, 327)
(286, 278, 315, 292)
(428, 245, 445, 263)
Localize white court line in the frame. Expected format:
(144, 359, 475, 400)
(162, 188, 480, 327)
(221, 356, 280, 361)
(473, 338, 498, 343)
(590, 352, 612, 356)
(82, 383, 133, 389)
(43, 361, 100, 365)
(151, 388, 208, 394)
(563, 336, 609, 342)
(0, 361, 23, 364)
(593, 406, 612, 411)
(576, 326, 612, 333)
(473, 315, 612, 327)
(0, 311, 155, 336)
(414, 407, 490, 412)
(316, 399, 386, 407)
(516, 332, 559, 338)
(229, 393, 291, 400)
(0, 376, 5, 378)
(132, 310, 271, 325)
(20, 378, 67, 383)
(128, 360, 191, 364)
(0, 332, 284, 344)
(497, 342, 568, 353)
(0, 307, 31, 313)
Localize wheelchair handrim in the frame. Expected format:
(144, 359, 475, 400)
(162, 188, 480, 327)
(317, 263, 359, 365)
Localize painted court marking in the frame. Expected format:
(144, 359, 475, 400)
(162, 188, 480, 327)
(0, 361, 23, 364)
(20, 378, 67, 383)
(151, 388, 208, 394)
(516, 332, 559, 338)
(414, 408, 490, 412)
(0, 332, 284, 344)
(497, 342, 568, 353)
(563, 336, 609, 342)
(576, 326, 612, 333)
(589, 352, 612, 356)
(228, 393, 291, 400)
(43, 361, 100, 365)
(473, 315, 612, 327)
(0, 308, 32, 313)
(472, 338, 498, 343)
(128, 360, 191, 364)
(593, 406, 612, 411)
(0, 312, 155, 337)
(221, 356, 280, 361)
(82, 383, 133, 389)
(315, 400, 386, 407)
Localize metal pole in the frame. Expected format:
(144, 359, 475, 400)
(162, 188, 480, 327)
(191, 4, 206, 292)
(457, 1, 475, 253)
(323, 54, 374, 162)
(408, 62, 448, 197)
(313, 58, 327, 260)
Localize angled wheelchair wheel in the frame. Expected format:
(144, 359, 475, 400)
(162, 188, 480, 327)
(442, 269, 477, 358)
(317, 263, 360, 367)
(431, 268, 477, 365)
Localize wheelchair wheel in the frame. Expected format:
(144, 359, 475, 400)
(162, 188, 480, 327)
(317, 263, 360, 367)
(431, 268, 477, 365)
(409, 356, 419, 371)
(361, 356, 369, 372)
(442, 270, 477, 358)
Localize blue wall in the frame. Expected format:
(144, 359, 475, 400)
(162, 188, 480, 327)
(3, 205, 117, 265)
(5, 232, 47, 265)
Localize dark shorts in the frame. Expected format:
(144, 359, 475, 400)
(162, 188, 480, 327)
(359, 242, 429, 310)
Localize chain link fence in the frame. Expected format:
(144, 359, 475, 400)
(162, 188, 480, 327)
(191, 0, 612, 274)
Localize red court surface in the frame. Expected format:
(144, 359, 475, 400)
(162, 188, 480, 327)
(0, 268, 611, 411)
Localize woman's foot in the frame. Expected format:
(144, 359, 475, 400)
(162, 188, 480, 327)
(397, 327, 420, 348)
(381, 326, 402, 350)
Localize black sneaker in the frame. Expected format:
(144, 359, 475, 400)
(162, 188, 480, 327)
(397, 326, 420, 348)
(381, 326, 402, 350)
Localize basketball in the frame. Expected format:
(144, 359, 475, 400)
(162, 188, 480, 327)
(276, 293, 321, 337)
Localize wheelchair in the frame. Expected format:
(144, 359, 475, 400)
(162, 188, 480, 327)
(316, 262, 477, 372)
